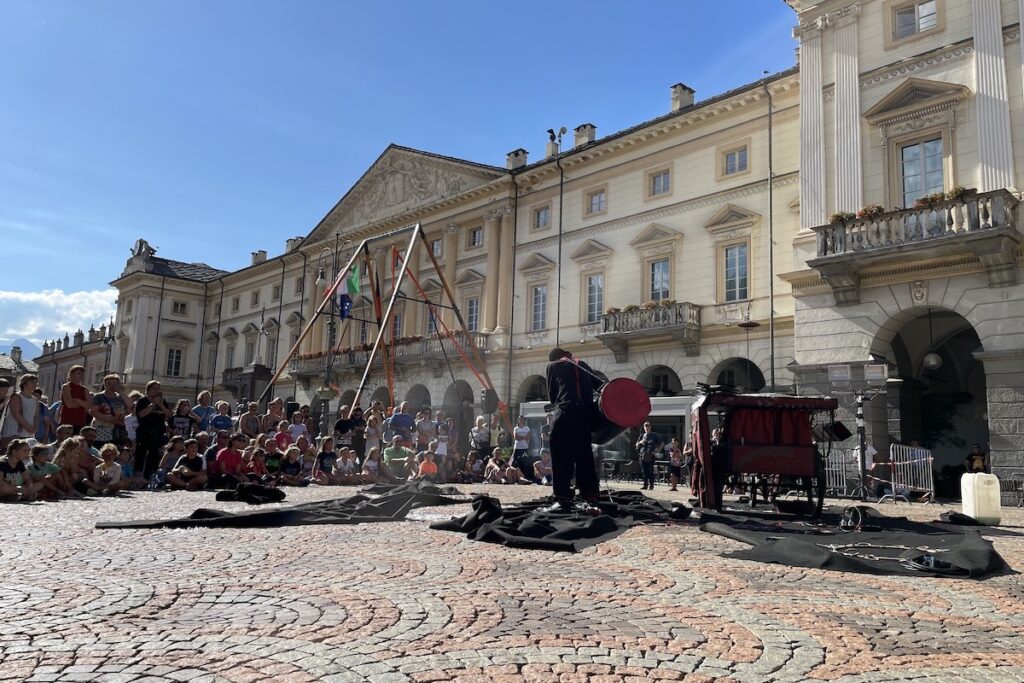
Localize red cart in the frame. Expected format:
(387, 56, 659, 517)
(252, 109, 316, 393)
(689, 388, 838, 517)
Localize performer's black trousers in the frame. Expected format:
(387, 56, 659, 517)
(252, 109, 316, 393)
(549, 405, 598, 502)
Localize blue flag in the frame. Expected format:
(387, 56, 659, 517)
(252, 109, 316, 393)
(338, 294, 353, 320)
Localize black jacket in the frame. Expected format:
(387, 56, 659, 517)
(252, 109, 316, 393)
(546, 358, 600, 408)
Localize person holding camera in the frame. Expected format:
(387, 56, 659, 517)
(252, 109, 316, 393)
(133, 380, 173, 479)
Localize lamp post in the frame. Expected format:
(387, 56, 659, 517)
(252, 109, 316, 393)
(315, 233, 341, 437)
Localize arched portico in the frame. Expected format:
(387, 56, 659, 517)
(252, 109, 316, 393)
(708, 357, 766, 392)
(870, 307, 988, 494)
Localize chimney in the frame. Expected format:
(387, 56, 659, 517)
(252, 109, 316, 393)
(506, 148, 529, 170)
(574, 123, 596, 147)
(670, 83, 695, 111)
(285, 237, 304, 253)
(546, 139, 560, 158)
(10, 346, 21, 364)
(251, 250, 267, 265)
(73, 330, 85, 346)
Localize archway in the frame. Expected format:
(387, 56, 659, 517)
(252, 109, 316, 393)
(339, 389, 357, 410)
(405, 384, 431, 414)
(638, 365, 682, 396)
(443, 380, 475, 455)
(516, 375, 547, 404)
(709, 358, 765, 392)
(370, 386, 391, 407)
(873, 307, 988, 493)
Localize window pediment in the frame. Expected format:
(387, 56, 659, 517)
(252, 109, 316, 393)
(421, 277, 442, 293)
(629, 223, 682, 250)
(163, 330, 194, 343)
(570, 239, 613, 263)
(864, 78, 969, 126)
(517, 254, 556, 275)
(454, 268, 485, 286)
(284, 312, 303, 327)
(704, 203, 760, 241)
(242, 322, 261, 336)
(262, 317, 279, 331)
(222, 326, 239, 339)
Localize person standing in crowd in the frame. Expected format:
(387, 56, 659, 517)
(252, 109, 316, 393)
(261, 398, 285, 435)
(169, 399, 198, 439)
(635, 421, 663, 491)
(470, 416, 490, 461)
(389, 402, 415, 444)
(0, 379, 10, 438)
(133, 381, 172, 479)
(32, 388, 56, 444)
(415, 409, 436, 453)
(965, 443, 988, 473)
(59, 366, 92, 434)
(544, 347, 602, 513)
(364, 412, 382, 456)
(349, 406, 366, 461)
(193, 391, 216, 433)
(512, 415, 532, 479)
(667, 436, 683, 492)
(0, 374, 39, 450)
(89, 374, 127, 448)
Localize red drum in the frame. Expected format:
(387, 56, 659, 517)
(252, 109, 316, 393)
(591, 378, 652, 445)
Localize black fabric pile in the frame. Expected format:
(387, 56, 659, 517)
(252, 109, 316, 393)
(96, 480, 466, 530)
(699, 506, 1011, 579)
(430, 490, 691, 552)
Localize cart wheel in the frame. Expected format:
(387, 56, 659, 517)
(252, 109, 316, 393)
(808, 453, 827, 518)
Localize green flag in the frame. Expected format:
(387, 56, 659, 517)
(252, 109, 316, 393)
(346, 263, 360, 299)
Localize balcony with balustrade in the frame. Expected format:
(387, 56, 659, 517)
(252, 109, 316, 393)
(808, 189, 1022, 305)
(596, 301, 701, 363)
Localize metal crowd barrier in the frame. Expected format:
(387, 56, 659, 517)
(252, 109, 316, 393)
(877, 444, 935, 503)
(824, 447, 852, 496)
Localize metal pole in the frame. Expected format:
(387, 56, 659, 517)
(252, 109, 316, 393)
(856, 392, 867, 501)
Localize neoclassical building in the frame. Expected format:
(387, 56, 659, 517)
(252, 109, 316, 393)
(784, 0, 1024, 487)
(33, 0, 1024, 483)
(36, 68, 800, 450)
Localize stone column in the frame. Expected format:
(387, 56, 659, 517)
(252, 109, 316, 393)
(301, 264, 319, 354)
(973, 0, 1016, 191)
(404, 243, 422, 336)
(495, 207, 515, 334)
(442, 224, 460, 328)
(482, 209, 502, 333)
(975, 349, 1024, 500)
(833, 4, 863, 212)
(796, 19, 827, 229)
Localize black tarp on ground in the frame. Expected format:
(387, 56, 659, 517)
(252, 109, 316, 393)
(96, 481, 467, 529)
(699, 506, 1011, 579)
(429, 490, 691, 552)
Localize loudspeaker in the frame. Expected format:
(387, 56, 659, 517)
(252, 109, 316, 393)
(813, 421, 853, 443)
(480, 388, 499, 414)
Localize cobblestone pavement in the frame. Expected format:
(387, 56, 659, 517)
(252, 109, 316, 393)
(2, 483, 1023, 683)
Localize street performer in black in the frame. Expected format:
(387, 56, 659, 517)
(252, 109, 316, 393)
(545, 347, 602, 513)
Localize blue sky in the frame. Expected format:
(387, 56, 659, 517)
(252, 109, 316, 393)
(0, 0, 797, 348)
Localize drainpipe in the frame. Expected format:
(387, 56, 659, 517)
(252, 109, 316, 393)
(296, 249, 308, 400)
(505, 173, 520, 412)
(212, 279, 225, 390)
(195, 281, 208, 395)
(554, 155, 565, 346)
(150, 276, 167, 376)
(270, 255, 287, 397)
(763, 80, 776, 391)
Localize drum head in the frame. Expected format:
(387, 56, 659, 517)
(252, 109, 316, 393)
(599, 378, 651, 428)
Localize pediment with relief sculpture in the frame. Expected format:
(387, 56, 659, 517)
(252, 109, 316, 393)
(305, 145, 505, 245)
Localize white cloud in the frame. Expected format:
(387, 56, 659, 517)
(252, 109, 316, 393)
(0, 289, 118, 345)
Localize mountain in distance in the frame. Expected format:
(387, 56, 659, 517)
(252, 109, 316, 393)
(0, 338, 42, 360)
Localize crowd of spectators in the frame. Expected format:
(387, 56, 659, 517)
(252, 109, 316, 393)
(0, 367, 551, 502)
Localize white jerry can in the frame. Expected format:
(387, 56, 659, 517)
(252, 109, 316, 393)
(961, 472, 1001, 525)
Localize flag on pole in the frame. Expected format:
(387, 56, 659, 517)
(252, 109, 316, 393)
(337, 264, 360, 320)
